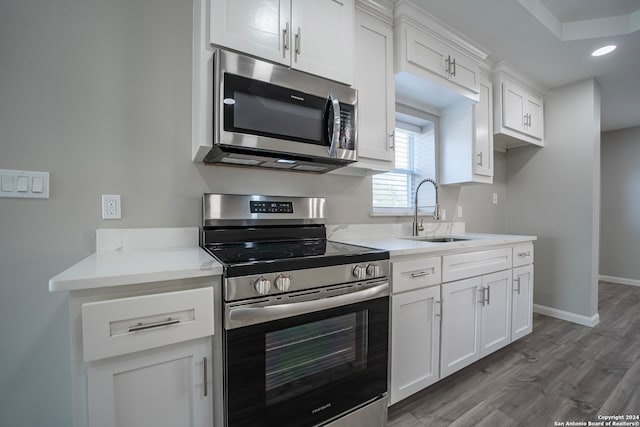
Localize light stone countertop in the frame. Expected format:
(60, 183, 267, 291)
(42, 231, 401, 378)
(49, 227, 223, 292)
(326, 224, 536, 257)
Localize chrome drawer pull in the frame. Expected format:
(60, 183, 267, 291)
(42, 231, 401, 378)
(128, 317, 179, 332)
(203, 357, 208, 397)
(410, 270, 432, 278)
(517, 251, 531, 257)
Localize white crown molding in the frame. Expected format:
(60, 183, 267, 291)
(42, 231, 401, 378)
(356, 0, 394, 25)
(393, 0, 489, 64)
(493, 61, 547, 95)
(518, 0, 640, 40)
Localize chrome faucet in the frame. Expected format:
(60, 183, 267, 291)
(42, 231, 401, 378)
(412, 178, 440, 236)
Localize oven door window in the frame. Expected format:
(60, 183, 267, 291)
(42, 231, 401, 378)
(223, 73, 329, 147)
(225, 297, 388, 427)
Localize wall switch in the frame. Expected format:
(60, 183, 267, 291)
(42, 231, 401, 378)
(440, 208, 447, 220)
(457, 206, 463, 218)
(0, 169, 49, 199)
(102, 195, 121, 219)
(492, 193, 498, 205)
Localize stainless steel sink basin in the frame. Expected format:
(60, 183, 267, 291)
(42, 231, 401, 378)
(401, 236, 471, 243)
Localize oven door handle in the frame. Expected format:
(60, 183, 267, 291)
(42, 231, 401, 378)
(226, 281, 388, 329)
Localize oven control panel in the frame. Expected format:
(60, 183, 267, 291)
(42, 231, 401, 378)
(225, 261, 390, 302)
(249, 201, 294, 214)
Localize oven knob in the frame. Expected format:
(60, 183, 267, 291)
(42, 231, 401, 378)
(275, 275, 291, 292)
(366, 264, 380, 277)
(254, 277, 272, 295)
(353, 265, 367, 280)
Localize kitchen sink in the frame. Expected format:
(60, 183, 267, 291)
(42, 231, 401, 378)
(401, 236, 471, 243)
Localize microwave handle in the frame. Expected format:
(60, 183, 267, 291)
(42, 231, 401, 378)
(327, 91, 341, 157)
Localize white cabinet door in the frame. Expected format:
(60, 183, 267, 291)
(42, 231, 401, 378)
(479, 270, 512, 356)
(390, 286, 441, 404)
(440, 277, 482, 377)
(502, 81, 526, 134)
(446, 47, 479, 95)
(210, 0, 291, 66)
(499, 79, 544, 143)
(87, 337, 212, 427)
(473, 77, 493, 178)
(405, 27, 449, 81)
(291, 0, 354, 85)
(526, 93, 544, 140)
(353, 10, 394, 169)
(512, 264, 534, 341)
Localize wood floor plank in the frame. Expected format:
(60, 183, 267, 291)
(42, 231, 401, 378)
(387, 282, 640, 426)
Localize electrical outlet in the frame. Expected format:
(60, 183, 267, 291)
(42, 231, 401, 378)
(493, 193, 498, 205)
(102, 195, 121, 219)
(440, 208, 447, 220)
(457, 206, 463, 218)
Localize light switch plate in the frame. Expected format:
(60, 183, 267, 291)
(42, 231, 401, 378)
(0, 169, 49, 199)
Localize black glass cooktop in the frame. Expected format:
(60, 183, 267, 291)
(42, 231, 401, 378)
(204, 239, 388, 277)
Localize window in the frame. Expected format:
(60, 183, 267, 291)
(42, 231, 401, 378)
(372, 113, 436, 214)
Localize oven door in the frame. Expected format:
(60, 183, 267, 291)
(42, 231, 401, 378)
(224, 281, 389, 427)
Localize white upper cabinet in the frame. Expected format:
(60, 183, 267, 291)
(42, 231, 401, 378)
(493, 64, 546, 148)
(353, 2, 395, 171)
(402, 27, 479, 97)
(210, 0, 354, 85)
(210, 0, 291, 66)
(440, 74, 493, 185)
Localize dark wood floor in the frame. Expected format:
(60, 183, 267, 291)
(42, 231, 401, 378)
(387, 281, 640, 426)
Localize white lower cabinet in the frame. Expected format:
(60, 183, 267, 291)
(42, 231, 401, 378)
(87, 337, 213, 427)
(479, 270, 512, 356)
(389, 243, 535, 405)
(512, 264, 534, 341)
(390, 286, 441, 405)
(441, 269, 512, 377)
(440, 277, 482, 377)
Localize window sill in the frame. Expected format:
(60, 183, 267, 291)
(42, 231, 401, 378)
(370, 209, 436, 217)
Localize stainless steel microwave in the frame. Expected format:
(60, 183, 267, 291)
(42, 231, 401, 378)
(203, 49, 358, 173)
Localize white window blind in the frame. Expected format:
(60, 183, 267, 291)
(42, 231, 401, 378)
(372, 121, 436, 211)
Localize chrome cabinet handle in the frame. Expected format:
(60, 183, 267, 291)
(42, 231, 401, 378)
(436, 300, 442, 318)
(282, 22, 289, 54)
(477, 152, 483, 166)
(517, 251, 531, 258)
(444, 55, 451, 74)
(479, 287, 486, 306)
(295, 27, 301, 56)
(410, 269, 433, 278)
(128, 317, 179, 332)
(451, 58, 456, 77)
(486, 286, 491, 305)
(327, 91, 340, 157)
(203, 357, 208, 397)
(389, 132, 395, 150)
(514, 277, 521, 294)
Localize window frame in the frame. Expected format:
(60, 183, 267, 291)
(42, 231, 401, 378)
(371, 105, 439, 217)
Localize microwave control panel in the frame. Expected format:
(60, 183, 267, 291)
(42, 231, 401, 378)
(339, 104, 355, 151)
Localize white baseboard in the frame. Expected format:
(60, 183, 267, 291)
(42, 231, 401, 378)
(533, 304, 600, 327)
(599, 275, 640, 287)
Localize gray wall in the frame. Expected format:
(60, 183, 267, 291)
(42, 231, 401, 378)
(600, 126, 640, 281)
(0, 0, 506, 425)
(506, 79, 601, 319)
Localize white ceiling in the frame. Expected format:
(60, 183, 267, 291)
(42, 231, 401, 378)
(405, 0, 640, 131)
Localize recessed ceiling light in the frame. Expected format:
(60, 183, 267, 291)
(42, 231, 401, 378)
(591, 45, 616, 56)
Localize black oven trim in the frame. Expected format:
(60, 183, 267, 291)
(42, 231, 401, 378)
(224, 296, 389, 427)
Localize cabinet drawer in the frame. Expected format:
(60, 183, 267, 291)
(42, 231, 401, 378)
(82, 287, 214, 362)
(392, 257, 441, 293)
(513, 244, 534, 267)
(442, 248, 512, 282)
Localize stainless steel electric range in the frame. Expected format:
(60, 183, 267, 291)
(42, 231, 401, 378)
(202, 194, 390, 427)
